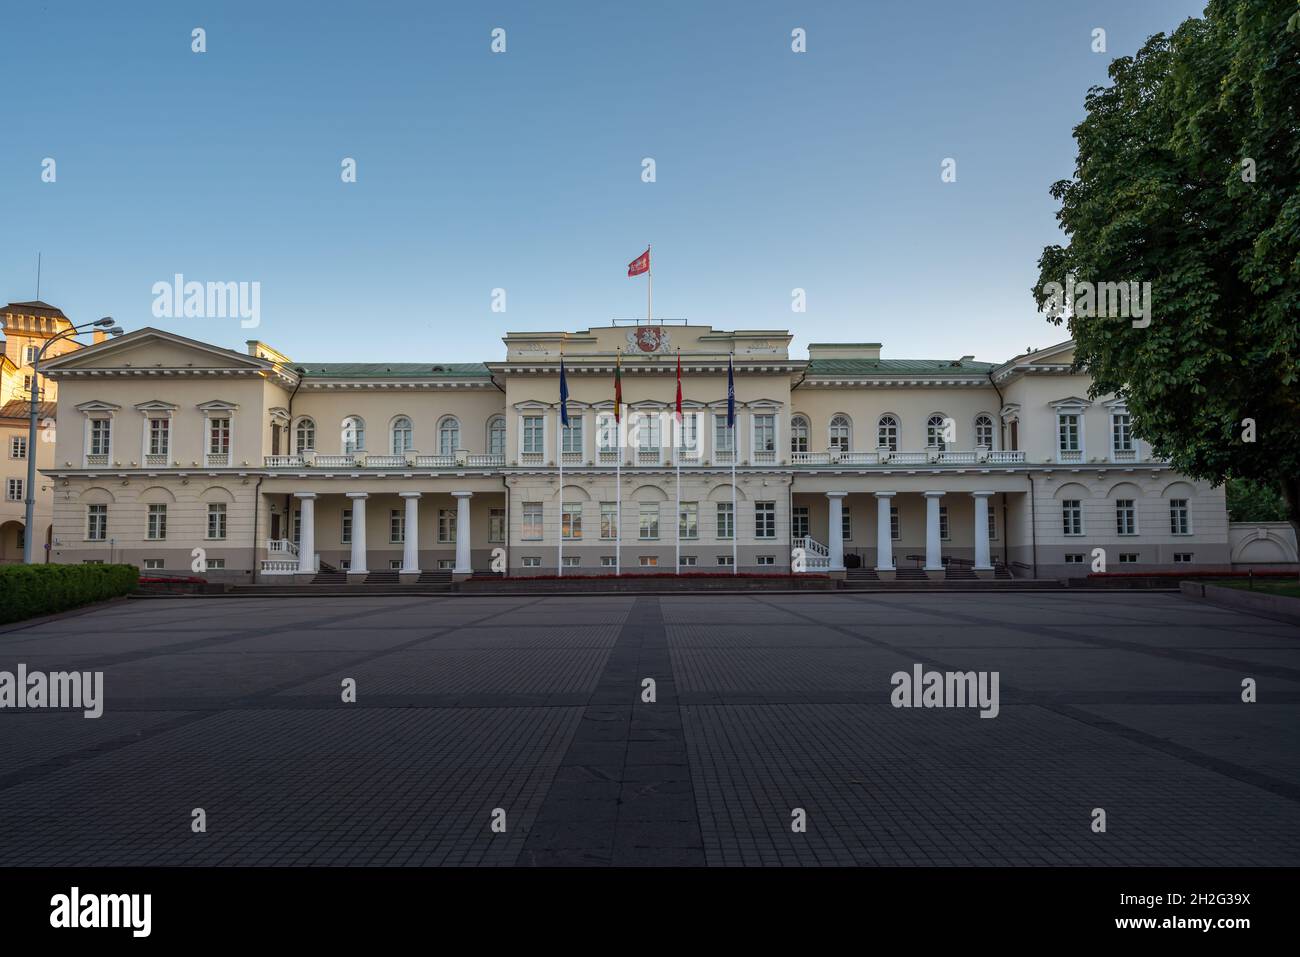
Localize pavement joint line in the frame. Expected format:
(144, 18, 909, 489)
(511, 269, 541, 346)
(746, 595, 1300, 808)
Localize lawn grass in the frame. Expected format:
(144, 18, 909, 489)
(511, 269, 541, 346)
(1219, 579, 1300, 599)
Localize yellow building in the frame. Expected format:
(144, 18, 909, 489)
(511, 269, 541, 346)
(0, 301, 89, 562)
(38, 321, 1229, 583)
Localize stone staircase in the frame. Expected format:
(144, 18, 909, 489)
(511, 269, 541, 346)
(417, 569, 453, 584)
(845, 566, 879, 582)
(364, 569, 399, 584)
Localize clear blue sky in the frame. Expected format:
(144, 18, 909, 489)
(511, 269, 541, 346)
(0, 0, 1206, 364)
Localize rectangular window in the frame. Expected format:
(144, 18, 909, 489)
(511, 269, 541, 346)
(142, 559, 165, 570)
(939, 506, 950, 542)
(522, 556, 541, 567)
(679, 555, 697, 567)
(562, 555, 580, 568)
(1112, 413, 1133, 452)
(755, 501, 776, 539)
(341, 511, 352, 545)
(713, 414, 734, 453)
(437, 559, 455, 570)
(522, 416, 545, 454)
(890, 505, 900, 541)
(988, 505, 998, 541)
(522, 502, 543, 540)
(24, 344, 39, 365)
(488, 508, 506, 544)
(438, 509, 456, 544)
(600, 555, 617, 568)
(562, 502, 582, 540)
(89, 418, 111, 456)
(4, 478, 21, 502)
(390, 559, 403, 570)
(639, 503, 659, 540)
(678, 413, 700, 453)
(1057, 413, 1081, 454)
(753, 414, 776, 453)
(1116, 499, 1137, 536)
(756, 555, 775, 566)
(293, 509, 301, 544)
(1064, 553, 1085, 565)
(1169, 499, 1190, 535)
(716, 554, 734, 566)
(639, 555, 658, 567)
(205, 559, 225, 570)
(636, 412, 661, 450)
(147, 503, 167, 540)
(149, 418, 170, 456)
(679, 501, 698, 540)
(1173, 552, 1193, 563)
(600, 502, 618, 540)
(9, 435, 27, 460)
(208, 417, 231, 455)
(206, 503, 227, 540)
(390, 508, 405, 544)
(791, 506, 809, 540)
(842, 507, 852, 542)
(1062, 500, 1083, 536)
(596, 413, 618, 452)
(716, 502, 734, 540)
(562, 417, 583, 454)
(1119, 553, 1138, 564)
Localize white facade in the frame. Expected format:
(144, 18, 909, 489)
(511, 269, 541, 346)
(37, 325, 1230, 582)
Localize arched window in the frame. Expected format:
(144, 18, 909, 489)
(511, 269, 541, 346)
(341, 416, 365, 454)
(829, 415, 851, 452)
(877, 415, 898, 451)
(927, 414, 949, 451)
(974, 414, 995, 449)
(438, 417, 460, 456)
(391, 416, 413, 454)
(487, 416, 506, 456)
(790, 416, 809, 454)
(295, 418, 316, 453)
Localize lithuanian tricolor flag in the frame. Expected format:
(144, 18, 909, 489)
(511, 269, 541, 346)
(614, 350, 623, 422)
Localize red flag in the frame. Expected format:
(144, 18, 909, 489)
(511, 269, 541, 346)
(627, 248, 650, 277)
(675, 351, 682, 423)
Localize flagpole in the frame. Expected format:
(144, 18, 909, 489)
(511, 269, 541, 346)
(731, 353, 737, 576)
(558, 352, 564, 578)
(615, 350, 622, 578)
(648, 243, 653, 325)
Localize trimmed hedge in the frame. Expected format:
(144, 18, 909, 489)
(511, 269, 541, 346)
(0, 563, 139, 624)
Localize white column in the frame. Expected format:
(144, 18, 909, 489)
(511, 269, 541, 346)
(972, 491, 993, 570)
(875, 491, 895, 572)
(826, 492, 846, 571)
(295, 492, 316, 574)
(924, 491, 944, 571)
(346, 492, 368, 574)
(400, 492, 420, 573)
(453, 491, 473, 574)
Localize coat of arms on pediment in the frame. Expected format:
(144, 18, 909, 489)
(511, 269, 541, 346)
(629, 326, 671, 353)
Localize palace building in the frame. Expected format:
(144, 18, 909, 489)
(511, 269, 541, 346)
(35, 320, 1232, 583)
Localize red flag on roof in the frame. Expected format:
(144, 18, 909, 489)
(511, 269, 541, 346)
(627, 248, 650, 277)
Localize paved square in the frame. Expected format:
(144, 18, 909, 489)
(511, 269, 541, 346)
(0, 591, 1296, 866)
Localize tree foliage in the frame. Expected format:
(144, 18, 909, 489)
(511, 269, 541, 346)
(1034, 0, 1300, 534)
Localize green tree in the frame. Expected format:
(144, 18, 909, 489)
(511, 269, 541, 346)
(1226, 477, 1289, 521)
(1034, 0, 1300, 543)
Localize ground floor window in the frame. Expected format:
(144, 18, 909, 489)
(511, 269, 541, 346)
(207, 503, 227, 540)
(679, 555, 696, 567)
(522, 503, 543, 540)
(1118, 553, 1138, 564)
(1173, 552, 1193, 563)
(679, 502, 698, 540)
(600, 555, 617, 567)
(716, 555, 734, 566)
(757, 555, 775, 565)
(438, 559, 455, 569)
(562, 556, 580, 567)
(206, 559, 225, 570)
(938, 506, 950, 542)
(522, 556, 541, 567)
(755, 501, 776, 539)
(639, 504, 659, 540)
(143, 558, 164, 570)
(87, 504, 108, 541)
(389, 559, 402, 570)
(792, 506, 809, 540)
(390, 509, 405, 544)
(716, 502, 734, 540)
(562, 503, 582, 540)
(147, 503, 167, 540)
(488, 507, 506, 543)
(438, 509, 456, 543)
(1064, 553, 1084, 564)
(890, 505, 900, 541)
(600, 502, 618, 540)
(341, 512, 351, 544)
(842, 508, 852, 542)
(639, 555, 658, 567)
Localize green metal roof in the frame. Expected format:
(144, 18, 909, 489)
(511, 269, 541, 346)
(297, 362, 490, 378)
(806, 358, 996, 376)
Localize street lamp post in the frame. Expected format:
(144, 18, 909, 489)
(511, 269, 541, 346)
(23, 317, 123, 564)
